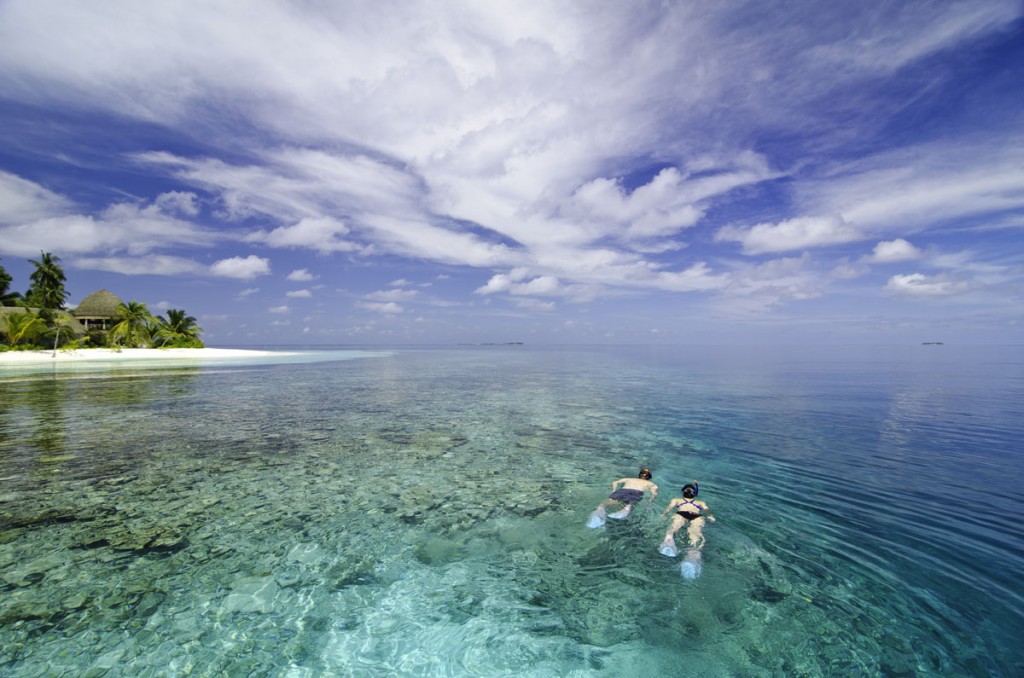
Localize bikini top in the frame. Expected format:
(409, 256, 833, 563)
(676, 498, 703, 515)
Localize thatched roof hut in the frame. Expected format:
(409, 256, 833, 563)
(73, 289, 123, 331)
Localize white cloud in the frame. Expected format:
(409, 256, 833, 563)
(830, 259, 869, 280)
(286, 289, 312, 298)
(475, 274, 511, 295)
(884, 273, 971, 297)
(366, 288, 418, 302)
(237, 287, 259, 298)
(287, 268, 316, 281)
(0, 196, 218, 258)
(252, 216, 358, 254)
(0, 171, 71, 224)
(210, 255, 271, 279)
(512, 298, 555, 312)
(513, 275, 561, 296)
(867, 238, 922, 263)
(269, 305, 290, 314)
(362, 215, 522, 268)
(564, 159, 776, 244)
(808, 2, 1020, 73)
(360, 301, 404, 314)
(74, 254, 207, 276)
(796, 141, 1024, 236)
(153, 191, 200, 216)
(567, 169, 704, 240)
(717, 216, 863, 255)
(718, 253, 825, 310)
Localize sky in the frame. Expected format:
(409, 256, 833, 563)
(1, 0, 1022, 346)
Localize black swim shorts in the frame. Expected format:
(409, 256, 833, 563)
(609, 488, 644, 504)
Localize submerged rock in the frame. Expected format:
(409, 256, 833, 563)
(750, 585, 788, 604)
(286, 542, 323, 565)
(220, 576, 280, 614)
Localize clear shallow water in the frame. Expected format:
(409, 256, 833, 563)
(1, 345, 1022, 676)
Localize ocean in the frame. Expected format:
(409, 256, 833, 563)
(1, 345, 1022, 676)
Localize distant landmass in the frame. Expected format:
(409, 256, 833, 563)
(458, 342, 525, 346)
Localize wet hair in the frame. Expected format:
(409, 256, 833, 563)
(638, 467, 653, 480)
(682, 482, 698, 498)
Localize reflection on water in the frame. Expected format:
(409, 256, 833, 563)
(1, 346, 1022, 676)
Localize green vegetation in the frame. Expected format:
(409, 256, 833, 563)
(0, 257, 22, 305)
(154, 309, 205, 348)
(0, 252, 205, 351)
(109, 301, 155, 348)
(25, 251, 69, 310)
(1, 309, 46, 347)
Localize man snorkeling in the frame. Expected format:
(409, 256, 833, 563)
(659, 481, 715, 578)
(586, 467, 658, 528)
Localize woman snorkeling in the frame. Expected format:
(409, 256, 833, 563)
(659, 480, 715, 563)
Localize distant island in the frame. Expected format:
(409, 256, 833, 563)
(458, 342, 525, 346)
(922, 342, 944, 345)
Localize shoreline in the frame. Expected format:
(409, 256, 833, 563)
(0, 347, 296, 366)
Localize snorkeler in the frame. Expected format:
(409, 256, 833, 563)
(586, 467, 659, 528)
(659, 481, 715, 569)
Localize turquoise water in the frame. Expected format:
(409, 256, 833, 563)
(1, 345, 1022, 676)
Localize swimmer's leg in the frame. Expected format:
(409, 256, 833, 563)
(608, 503, 633, 520)
(686, 517, 706, 550)
(587, 501, 618, 528)
(680, 548, 703, 579)
(659, 516, 685, 557)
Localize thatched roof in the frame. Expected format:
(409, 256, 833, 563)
(74, 289, 123, 318)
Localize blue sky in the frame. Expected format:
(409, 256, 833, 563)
(1, 1, 1022, 345)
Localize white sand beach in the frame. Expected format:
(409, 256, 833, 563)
(0, 347, 292, 365)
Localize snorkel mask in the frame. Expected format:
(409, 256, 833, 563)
(682, 482, 698, 498)
(638, 468, 653, 480)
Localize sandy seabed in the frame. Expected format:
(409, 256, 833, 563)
(0, 347, 290, 365)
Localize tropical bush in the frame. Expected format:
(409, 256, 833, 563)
(159, 337, 206, 349)
(108, 301, 155, 348)
(1, 310, 46, 347)
(153, 309, 204, 348)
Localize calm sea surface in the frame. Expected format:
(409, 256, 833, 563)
(1, 345, 1022, 676)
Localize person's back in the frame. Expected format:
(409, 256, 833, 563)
(587, 468, 658, 528)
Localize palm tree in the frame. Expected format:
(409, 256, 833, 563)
(25, 252, 68, 310)
(0, 258, 22, 306)
(154, 308, 204, 347)
(108, 301, 154, 348)
(46, 313, 80, 356)
(1, 309, 46, 347)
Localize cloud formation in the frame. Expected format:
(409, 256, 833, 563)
(0, 1, 1021, 341)
(867, 239, 923, 264)
(885, 273, 971, 298)
(717, 216, 863, 255)
(210, 255, 271, 280)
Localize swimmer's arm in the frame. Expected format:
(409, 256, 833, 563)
(660, 498, 679, 518)
(648, 483, 658, 502)
(699, 500, 716, 522)
(610, 478, 625, 491)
